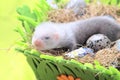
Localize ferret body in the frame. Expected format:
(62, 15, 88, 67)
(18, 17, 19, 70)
(32, 16, 120, 51)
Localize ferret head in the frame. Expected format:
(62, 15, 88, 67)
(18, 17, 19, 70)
(32, 22, 60, 51)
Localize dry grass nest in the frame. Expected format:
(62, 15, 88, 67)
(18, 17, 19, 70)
(43, 3, 120, 68)
(48, 3, 120, 23)
(79, 47, 120, 67)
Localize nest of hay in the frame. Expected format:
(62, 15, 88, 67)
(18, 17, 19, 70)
(79, 48, 120, 67)
(41, 48, 68, 56)
(48, 9, 80, 23)
(45, 3, 120, 68)
(48, 3, 120, 22)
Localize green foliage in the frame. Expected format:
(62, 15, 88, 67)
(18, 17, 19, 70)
(55, 0, 69, 8)
(85, 0, 120, 6)
(99, 0, 120, 5)
(26, 54, 120, 80)
(17, 5, 37, 20)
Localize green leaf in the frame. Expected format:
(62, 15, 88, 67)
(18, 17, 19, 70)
(46, 62, 60, 76)
(83, 68, 96, 80)
(95, 65, 107, 72)
(45, 63, 57, 80)
(30, 49, 41, 57)
(38, 0, 52, 10)
(24, 21, 32, 34)
(40, 54, 56, 60)
(16, 5, 37, 20)
(15, 27, 27, 42)
(33, 8, 48, 22)
(27, 55, 40, 80)
(109, 67, 120, 79)
(84, 63, 94, 69)
(37, 61, 48, 80)
(85, 0, 91, 4)
(17, 15, 38, 27)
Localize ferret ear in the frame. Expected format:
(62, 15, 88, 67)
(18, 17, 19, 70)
(53, 33, 59, 40)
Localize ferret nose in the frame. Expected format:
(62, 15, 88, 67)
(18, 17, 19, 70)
(34, 40, 44, 48)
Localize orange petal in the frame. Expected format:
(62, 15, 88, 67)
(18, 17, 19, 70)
(75, 78, 81, 80)
(57, 76, 62, 80)
(60, 74, 69, 80)
(68, 75, 74, 80)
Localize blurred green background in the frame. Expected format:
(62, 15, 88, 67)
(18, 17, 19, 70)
(0, 0, 37, 80)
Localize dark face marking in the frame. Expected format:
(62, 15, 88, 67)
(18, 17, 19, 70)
(41, 35, 52, 42)
(44, 36, 50, 40)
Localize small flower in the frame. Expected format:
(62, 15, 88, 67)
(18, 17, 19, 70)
(57, 74, 81, 80)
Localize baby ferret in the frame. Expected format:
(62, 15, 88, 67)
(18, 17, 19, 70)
(32, 16, 120, 51)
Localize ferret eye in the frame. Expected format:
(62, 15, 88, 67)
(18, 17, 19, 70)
(44, 36, 50, 40)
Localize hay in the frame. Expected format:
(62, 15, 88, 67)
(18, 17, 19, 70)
(48, 9, 80, 23)
(79, 48, 120, 67)
(48, 3, 120, 23)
